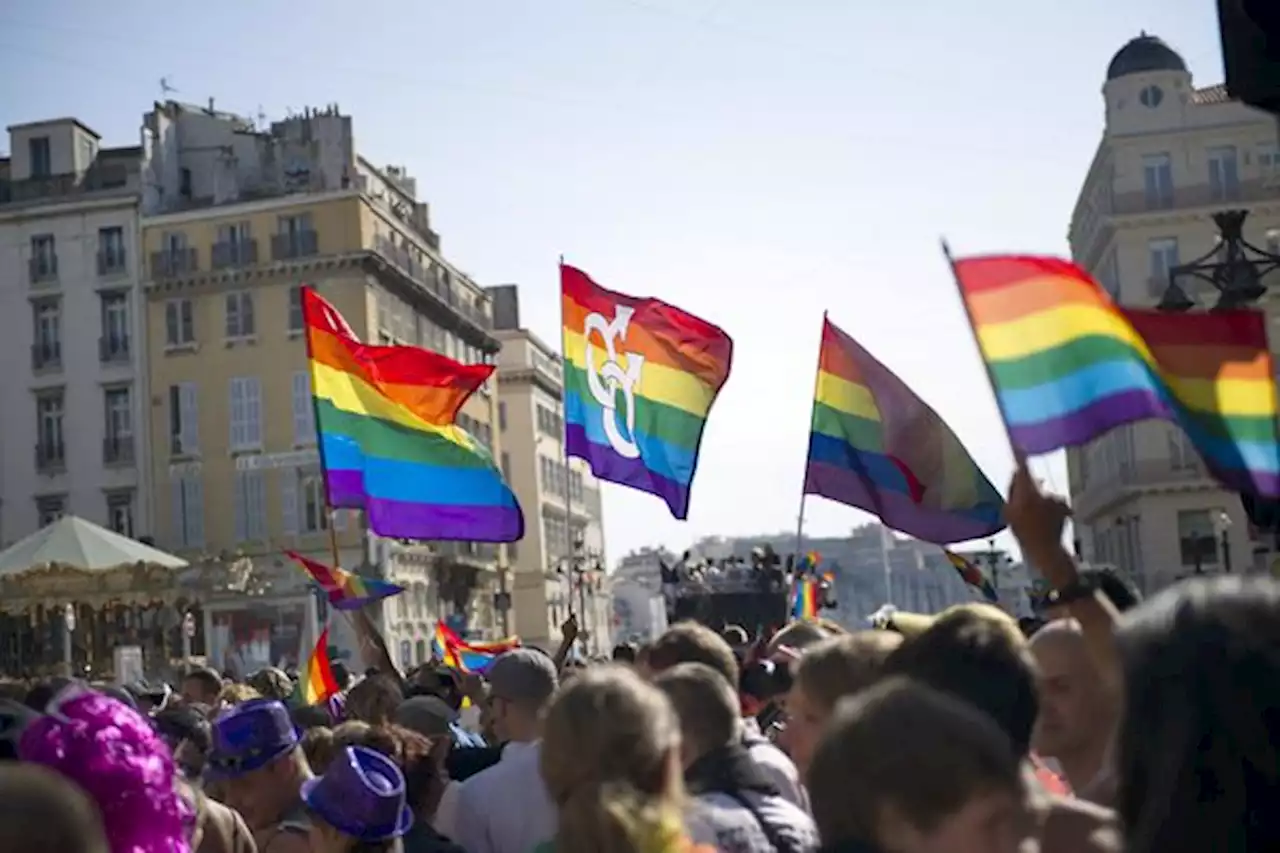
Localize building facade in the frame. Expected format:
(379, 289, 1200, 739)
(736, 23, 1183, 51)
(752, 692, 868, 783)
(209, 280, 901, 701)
(138, 101, 507, 668)
(1066, 35, 1280, 592)
(611, 546, 674, 643)
(0, 119, 149, 547)
(492, 290, 609, 653)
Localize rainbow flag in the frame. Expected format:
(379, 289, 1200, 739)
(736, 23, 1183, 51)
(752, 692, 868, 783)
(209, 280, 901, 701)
(302, 287, 524, 540)
(286, 551, 405, 610)
(561, 264, 733, 519)
(791, 576, 819, 620)
(432, 621, 519, 674)
(944, 550, 997, 603)
(951, 255, 1280, 496)
(804, 316, 1005, 544)
(303, 628, 341, 705)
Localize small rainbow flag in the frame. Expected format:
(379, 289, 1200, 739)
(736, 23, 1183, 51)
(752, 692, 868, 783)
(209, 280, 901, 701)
(432, 621, 520, 674)
(561, 264, 734, 519)
(804, 315, 1005, 544)
(791, 576, 820, 620)
(951, 255, 1280, 496)
(944, 550, 997, 603)
(302, 286, 524, 540)
(303, 628, 341, 705)
(286, 551, 405, 610)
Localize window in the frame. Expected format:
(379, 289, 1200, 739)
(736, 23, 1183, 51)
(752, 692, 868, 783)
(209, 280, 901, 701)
(98, 226, 126, 275)
(28, 136, 51, 178)
(171, 475, 204, 548)
(292, 372, 315, 445)
(36, 391, 65, 470)
(168, 382, 199, 456)
(1147, 237, 1180, 296)
(1142, 153, 1174, 209)
(229, 377, 263, 451)
(275, 213, 316, 259)
(1177, 509, 1222, 569)
(570, 469, 584, 503)
(536, 404, 563, 437)
(233, 469, 267, 542)
(106, 491, 134, 538)
(32, 299, 61, 369)
(1167, 426, 1198, 472)
(103, 387, 132, 464)
(498, 402, 507, 432)
(30, 235, 57, 283)
(295, 472, 328, 534)
(543, 516, 567, 563)
(1208, 146, 1240, 201)
(225, 291, 255, 339)
(35, 495, 66, 528)
(100, 293, 129, 361)
(1138, 85, 1164, 108)
(288, 285, 305, 332)
(165, 298, 195, 347)
(1260, 141, 1280, 179)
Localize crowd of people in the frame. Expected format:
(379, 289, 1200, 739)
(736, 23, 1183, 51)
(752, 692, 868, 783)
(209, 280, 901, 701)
(0, 461, 1277, 853)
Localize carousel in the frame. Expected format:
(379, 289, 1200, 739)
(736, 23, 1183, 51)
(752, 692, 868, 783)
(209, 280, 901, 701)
(0, 515, 192, 678)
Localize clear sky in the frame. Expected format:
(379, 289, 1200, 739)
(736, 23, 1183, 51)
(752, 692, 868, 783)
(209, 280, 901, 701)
(0, 0, 1224, 565)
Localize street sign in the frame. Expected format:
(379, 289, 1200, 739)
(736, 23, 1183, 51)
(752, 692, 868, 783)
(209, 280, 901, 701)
(235, 450, 319, 471)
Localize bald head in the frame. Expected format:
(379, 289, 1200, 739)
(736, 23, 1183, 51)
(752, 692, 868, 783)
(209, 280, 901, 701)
(1027, 618, 1085, 650)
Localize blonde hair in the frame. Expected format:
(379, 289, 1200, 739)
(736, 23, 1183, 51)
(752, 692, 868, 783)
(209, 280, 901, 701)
(795, 631, 903, 713)
(541, 665, 688, 853)
(216, 683, 261, 706)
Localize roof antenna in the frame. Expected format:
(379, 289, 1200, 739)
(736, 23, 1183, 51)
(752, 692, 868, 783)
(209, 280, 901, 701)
(159, 76, 178, 96)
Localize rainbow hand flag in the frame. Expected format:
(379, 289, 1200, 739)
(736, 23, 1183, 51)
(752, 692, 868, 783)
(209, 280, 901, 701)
(561, 264, 734, 519)
(303, 628, 342, 705)
(951, 255, 1280, 496)
(432, 621, 520, 674)
(804, 316, 1005, 544)
(302, 287, 524, 540)
(286, 550, 405, 610)
(944, 550, 998, 603)
(791, 576, 820, 620)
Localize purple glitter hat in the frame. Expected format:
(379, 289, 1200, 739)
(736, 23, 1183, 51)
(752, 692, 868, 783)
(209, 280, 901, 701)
(301, 745, 413, 842)
(206, 698, 299, 779)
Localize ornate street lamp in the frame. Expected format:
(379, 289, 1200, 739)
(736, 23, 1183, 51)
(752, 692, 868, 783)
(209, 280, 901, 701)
(1158, 210, 1280, 312)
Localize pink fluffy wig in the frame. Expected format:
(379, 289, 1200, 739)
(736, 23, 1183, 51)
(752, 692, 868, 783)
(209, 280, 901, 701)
(19, 685, 193, 853)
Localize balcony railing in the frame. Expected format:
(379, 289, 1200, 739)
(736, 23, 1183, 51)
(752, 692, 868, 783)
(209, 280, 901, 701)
(36, 440, 66, 472)
(31, 342, 61, 370)
(271, 230, 319, 261)
(211, 239, 259, 270)
(103, 435, 135, 465)
(0, 163, 132, 205)
(370, 236, 495, 333)
(29, 256, 58, 286)
(151, 248, 198, 278)
(97, 250, 128, 277)
(1111, 177, 1280, 217)
(99, 335, 130, 363)
(1073, 459, 1210, 519)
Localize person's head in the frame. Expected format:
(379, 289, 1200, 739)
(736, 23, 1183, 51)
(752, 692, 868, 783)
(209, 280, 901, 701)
(720, 625, 750, 658)
(394, 695, 458, 741)
(302, 745, 412, 853)
(809, 677, 1030, 853)
(653, 663, 739, 767)
(346, 674, 404, 725)
(541, 665, 686, 853)
(0, 764, 109, 853)
(181, 666, 223, 706)
(486, 649, 559, 743)
(152, 703, 213, 778)
(785, 630, 902, 775)
(407, 667, 464, 712)
(216, 682, 261, 709)
(301, 726, 338, 775)
(884, 605, 1038, 756)
(647, 622, 740, 687)
(328, 723, 449, 820)
(611, 643, 638, 664)
(206, 698, 313, 829)
(767, 620, 831, 656)
(1028, 619, 1115, 765)
(246, 667, 294, 703)
(1114, 576, 1280, 853)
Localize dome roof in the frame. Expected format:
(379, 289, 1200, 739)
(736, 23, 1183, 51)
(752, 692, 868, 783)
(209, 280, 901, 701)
(1106, 33, 1187, 80)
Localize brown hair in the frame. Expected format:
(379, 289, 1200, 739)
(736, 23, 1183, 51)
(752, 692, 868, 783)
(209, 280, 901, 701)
(216, 683, 261, 706)
(808, 677, 1023, 846)
(795, 631, 902, 713)
(332, 723, 441, 813)
(0, 764, 109, 853)
(345, 674, 403, 725)
(647, 622, 739, 686)
(653, 663, 739, 756)
(300, 726, 337, 774)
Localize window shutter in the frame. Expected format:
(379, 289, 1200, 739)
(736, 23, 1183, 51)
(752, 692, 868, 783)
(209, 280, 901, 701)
(281, 468, 299, 538)
(165, 302, 178, 344)
(179, 383, 199, 453)
(233, 471, 248, 542)
(187, 477, 205, 548)
(229, 379, 245, 449)
(225, 294, 238, 338)
(245, 378, 262, 448)
(292, 372, 314, 445)
(333, 505, 348, 531)
(171, 478, 186, 546)
(242, 293, 256, 336)
(247, 471, 266, 540)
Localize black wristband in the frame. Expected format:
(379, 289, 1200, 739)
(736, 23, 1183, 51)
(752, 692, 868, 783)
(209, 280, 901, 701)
(1045, 579, 1096, 607)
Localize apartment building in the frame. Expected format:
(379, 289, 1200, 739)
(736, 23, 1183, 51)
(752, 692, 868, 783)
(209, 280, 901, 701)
(490, 285, 610, 653)
(0, 119, 148, 546)
(1066, 34, 1280, 592)
(139, 101, 507, 666)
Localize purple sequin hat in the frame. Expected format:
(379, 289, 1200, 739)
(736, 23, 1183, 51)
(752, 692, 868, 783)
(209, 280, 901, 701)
(301, 745, 413, 841)
(206, 698, 299, 779)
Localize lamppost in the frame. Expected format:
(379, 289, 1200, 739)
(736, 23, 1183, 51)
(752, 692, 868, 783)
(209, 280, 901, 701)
(61, 603, 75, 676)
(1215, 511, 1234, 574)
(181, 611, 196, 662)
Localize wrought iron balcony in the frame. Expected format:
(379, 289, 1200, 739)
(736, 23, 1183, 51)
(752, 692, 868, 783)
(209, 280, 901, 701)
(28, 256, 58, 286)
(99, 335, 130, 363)
(31, 342, 61, 370)
(103, 435, 135, 465)
(36, 440, 66, 472)
(150, 248, 198, 278)
(271, 230, 319, 261)
(211, 239, 259, 270)
(97, 250, 128, 277)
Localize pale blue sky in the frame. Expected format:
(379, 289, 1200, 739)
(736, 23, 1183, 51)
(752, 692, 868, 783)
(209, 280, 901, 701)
(0, 0, 1222, 563)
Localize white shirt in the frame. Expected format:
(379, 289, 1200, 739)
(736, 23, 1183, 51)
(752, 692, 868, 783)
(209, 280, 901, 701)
(742, 718, 806, 810)
(449, 740, 556, 853)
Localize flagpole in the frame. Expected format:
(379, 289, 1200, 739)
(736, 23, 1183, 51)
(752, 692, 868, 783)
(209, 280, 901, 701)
(939, 240, 1019, 455)
(795, 311, 827, 561)
(558, 256, 586, 650)
(880, 526, 894, 606)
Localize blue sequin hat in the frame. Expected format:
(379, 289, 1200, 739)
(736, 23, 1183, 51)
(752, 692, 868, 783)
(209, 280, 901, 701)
(206, 699, 299, 778)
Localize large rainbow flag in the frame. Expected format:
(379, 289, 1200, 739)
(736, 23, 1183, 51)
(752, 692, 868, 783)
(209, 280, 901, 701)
(804, 316, 1005, 544)
(944, 550, 998, 603)
(286, 550, 405, 610)
(561, 264, 733, 519)
(301, 287, 524, 541)
(951, 255, 1280, 496)
(432, 621, 520, 673)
